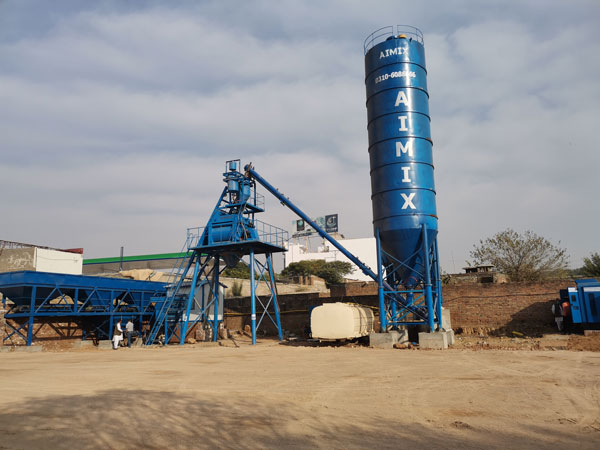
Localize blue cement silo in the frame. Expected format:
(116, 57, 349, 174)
(364, 26, 442, 330)
(365, 26, 437, 287)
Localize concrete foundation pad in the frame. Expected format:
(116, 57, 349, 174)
(418, 332, 448, 350)
(0, 346, 12, 353)
(441, 308, 452, 330)
(14, 346, 43, 352)
(584, 330, 600, 336)
(445, 329, 455, 346)
(370, 330, 409, 349)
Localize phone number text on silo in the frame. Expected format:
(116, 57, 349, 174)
(374, 70, 416, 84)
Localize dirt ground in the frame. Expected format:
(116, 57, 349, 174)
(1, 341, 599, 450)
(453, 333, 600, 352)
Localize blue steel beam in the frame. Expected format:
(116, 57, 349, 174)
(212, 257, 220, 342)
(267, 254, 284, 341)
(180, 256, 201, 345)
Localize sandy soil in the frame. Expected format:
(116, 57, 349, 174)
(1, 342, 599, 449)
(453, 333, 600, 352)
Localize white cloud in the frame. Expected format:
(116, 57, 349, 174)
(0, 0, 598, 273)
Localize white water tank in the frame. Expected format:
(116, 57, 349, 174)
(311, 302, 375, 340)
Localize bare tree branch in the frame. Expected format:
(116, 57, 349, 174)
(469, 229, 569, 281)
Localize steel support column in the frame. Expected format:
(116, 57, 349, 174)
(266, 253, 283, 341)
(376, 228, 387, 332)
(434, 239, 443, 330)
(422, 224, 435, 332)
(181, 255, 200, 345)
(250, 250, 257, 345)
(27, 286, 36, 346)
(212, 257, 220, 342)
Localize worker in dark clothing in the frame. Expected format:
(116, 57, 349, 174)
(552, 300, 564, 332)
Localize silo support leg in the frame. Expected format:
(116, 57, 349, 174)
(375, 229, 387, 332)
(422, 225, 435, 332)
(434, 240, 443, 330)
(212, 257, 220, 342)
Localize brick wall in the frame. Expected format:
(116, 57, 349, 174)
(328, 279, 571, 335)
(442, 280, 571, 334)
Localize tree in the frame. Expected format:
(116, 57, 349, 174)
(581, 252, 600, 277)
(469, 228, 569, 282)
(222, 261, 274, 281)
(281, 259, 353, 285)
(222, 261, 251, 279)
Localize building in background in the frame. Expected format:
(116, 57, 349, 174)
(285, 237, 377, 282)
(0, 240, 83, 275)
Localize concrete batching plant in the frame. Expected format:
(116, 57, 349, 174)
(0, 25, 447, 349)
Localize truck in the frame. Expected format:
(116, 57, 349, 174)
(561, 278, 600, 326)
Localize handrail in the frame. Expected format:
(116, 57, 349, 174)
(364, 24, 424, 54)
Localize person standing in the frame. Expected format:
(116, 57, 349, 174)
(112, 319, 124, 350)
(125, 319, 135, 348)
(551, 300, 564, 332)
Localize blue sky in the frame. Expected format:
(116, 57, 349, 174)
(1, 0, 599, 272)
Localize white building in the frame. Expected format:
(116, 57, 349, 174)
(285, 237, 377, 282)
(0, 247, 83, 275)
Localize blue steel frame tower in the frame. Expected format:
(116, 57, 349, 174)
(146, 160, 287, 346)
(364, 26, 443, 332)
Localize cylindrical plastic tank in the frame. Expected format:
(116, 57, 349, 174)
(310, 302, 375, 340)
(364, 26, 437, 286)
